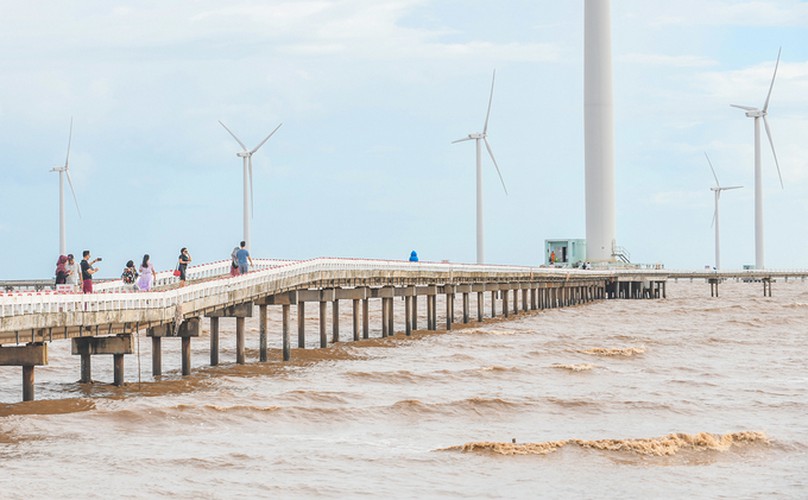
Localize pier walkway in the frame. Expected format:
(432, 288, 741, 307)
(0, 257, 669, 402)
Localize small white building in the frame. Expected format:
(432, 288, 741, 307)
(545, 239, 587, 267)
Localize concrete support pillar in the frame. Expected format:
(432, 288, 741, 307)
(298, 301, 306, 348)
(210, 317, 219, 366)
(445, 291, 453, 331)
(432, 295, 438, 329)
(113, 354, 124, 386)
(181, 336, 191, 376)
(71, 334, 135, 386)
(405, 295, 412, 336)
(362, 297, 370, 339)
(353, 299, 360, 341)
(462, 293, 469, 324)
(502, 289, 509, 318)
(426, 294, 434, 330)
(332, 299, 340, 343)
(382, 298, 389, 337)
(22, 365, 35, 402)
(1, 343, 47, 402)
(411, 291, 418, 330)
(151, 336, 162, 376)
(319, 301, 327, 348)
(388, 295, 394, 336)
(531, 288, 537, 310)
(259, 304, 268, 362)
(477, 292, 484, 322)
(81, 353, 92, 383)
(491, 291, 497, 318)
(147, 318, 200, 376)
(236, 317, 246, 364)
(282, 304, 291, 361)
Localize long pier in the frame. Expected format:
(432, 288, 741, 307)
(0, 257, 682, 402)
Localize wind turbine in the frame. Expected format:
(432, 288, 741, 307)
(452, 70, 508, 265)
(219, 120, 282, 250)
(705, 153, 742, 271)
(50, 117, 81, 256)
(731, 47, 784, 270)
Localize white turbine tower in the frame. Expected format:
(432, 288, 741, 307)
(731, 47, 783, 270)
(584, 0, 617, 263)
(219, 120, 282, 251)
(705, 153, 742, 271)
(452, 70, 508, 265)
(50, 118, 81, 256)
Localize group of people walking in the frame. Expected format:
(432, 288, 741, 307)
(54, 242, 253, 294)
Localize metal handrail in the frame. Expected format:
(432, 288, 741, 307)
(0, 258, 613, 319)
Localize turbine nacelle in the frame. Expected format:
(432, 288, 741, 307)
(237, 151, 251, 158)
(731, 104, 763, 119)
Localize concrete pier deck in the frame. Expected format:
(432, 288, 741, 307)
(0, 257, 668, 402)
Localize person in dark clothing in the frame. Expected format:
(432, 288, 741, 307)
(55, 255, 68, 285)
(80, 250, 100, 294)
(178, 247, 192, 287)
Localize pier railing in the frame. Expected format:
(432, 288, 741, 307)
(0, 258, 613, 323)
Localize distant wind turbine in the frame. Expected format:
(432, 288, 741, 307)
(452, 70, 508, 265)
(705, 153, 742, 271)
(730, 47, 783, 270)
(219, 120, 282, 250)
(50, 117, 81, 256)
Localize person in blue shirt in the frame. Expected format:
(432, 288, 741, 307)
(236, 240, 253, 274)
(409, 250, 419, 262)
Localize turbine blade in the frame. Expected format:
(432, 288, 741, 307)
(723, 185, 743, 190)
(704, 152, 720, 187)
(64, 117, 73, 168)
(730, 104, 756, 111)
(218, 120, 248, 151)
(249, 157, 254, 218)
(763, 47, 781, 113)
(65, 170, 82, 218)
(763, 116, 783, 189)
(483, 69, 496, 134)
(711, 207, 716, 228)
(483, 137, 508, 195)
(451, 136, 474, 144)
(251, 122, 283, 154)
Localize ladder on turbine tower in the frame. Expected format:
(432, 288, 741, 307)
(611, 241, 631, 264)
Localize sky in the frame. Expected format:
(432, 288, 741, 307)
(1, 0, 807, 279)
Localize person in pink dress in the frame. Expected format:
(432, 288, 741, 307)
(137, 254, 157, 291)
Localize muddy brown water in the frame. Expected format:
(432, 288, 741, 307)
(1, 281, 806, 498)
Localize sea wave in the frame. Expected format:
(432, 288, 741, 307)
(463, 328, 521, 336)
(551, 363, 594, 372)
(580, 347, 645, 357)
(440, 431, 769, 457)
(389, 397, 531, 416)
